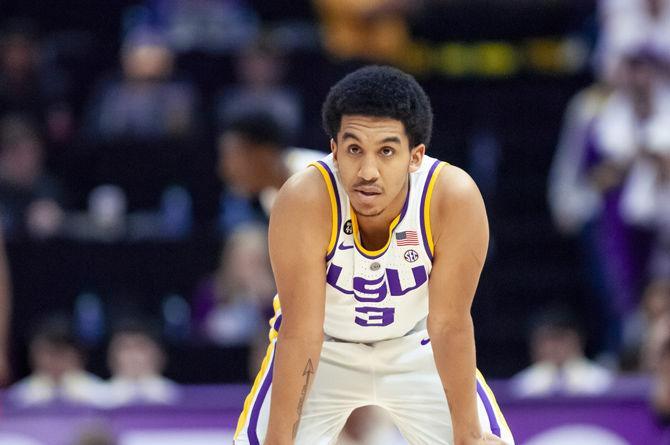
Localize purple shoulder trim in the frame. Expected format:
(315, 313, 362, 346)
(419, 160, 442, 261)
(315, 161, 342, 261)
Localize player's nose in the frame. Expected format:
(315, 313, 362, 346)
(358, 155, 380, 182)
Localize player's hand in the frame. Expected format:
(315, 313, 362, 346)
(479, 432, 509, 444)
(459, 433, 509, 445)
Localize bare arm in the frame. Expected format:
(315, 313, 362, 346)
(427, 166, 492, 445)
(264, 169, 332, 445)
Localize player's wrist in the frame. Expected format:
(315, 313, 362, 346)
(453, 426, 483, 445)
(454, 437, 483, 445)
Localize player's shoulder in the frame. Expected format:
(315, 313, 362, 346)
(431, 163, 483, 210)
(429, 162, 488, 249)
(272, 165, 331, 217)
(270, 166, 333, 250)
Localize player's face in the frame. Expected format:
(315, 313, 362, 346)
(332, 115, 424, 218)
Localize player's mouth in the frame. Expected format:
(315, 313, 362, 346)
(353, 187, 382, 204)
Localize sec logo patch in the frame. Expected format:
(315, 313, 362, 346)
(404, 249, 419, 263)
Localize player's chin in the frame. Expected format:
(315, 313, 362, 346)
(353, 203, 385, 218)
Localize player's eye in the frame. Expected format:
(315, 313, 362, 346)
(380, 147, 395, 156)
(348, 145, 361, 154)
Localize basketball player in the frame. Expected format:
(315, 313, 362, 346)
(234, 66, 514, 445)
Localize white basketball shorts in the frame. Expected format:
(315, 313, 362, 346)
(234, 328, 514, 445)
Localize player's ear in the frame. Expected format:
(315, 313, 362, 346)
(409, 144, 425, 173)
(330, 138, 338, 160)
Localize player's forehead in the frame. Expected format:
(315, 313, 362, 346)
(337, 115, 408, 145)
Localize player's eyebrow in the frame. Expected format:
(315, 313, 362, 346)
(341, 133, 401, 145)
(341, 132, 361, 142)
(379, 136, 401, 145)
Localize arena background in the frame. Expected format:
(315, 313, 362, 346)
(2, 0, 668, 444)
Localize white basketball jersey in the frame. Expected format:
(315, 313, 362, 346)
(311, 153, 447, 342)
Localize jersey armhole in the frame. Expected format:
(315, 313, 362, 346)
(420, 161, 447, 260)
(309, 161, 341, 260)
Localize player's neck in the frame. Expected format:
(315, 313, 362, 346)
(355, 181, 408, 250)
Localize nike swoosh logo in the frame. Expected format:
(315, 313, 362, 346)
(338, 242, 354, 250)
(420, 338, 431, 345)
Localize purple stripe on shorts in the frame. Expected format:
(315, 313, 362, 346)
(273, 314, 282, 332)
(476, 379, 501, 438)
(419, 160, 441, 261)
(248, 344, 276, 445)
(317, 160, 341, 262)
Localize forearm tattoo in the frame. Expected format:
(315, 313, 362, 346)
(292, 358, 314, 438)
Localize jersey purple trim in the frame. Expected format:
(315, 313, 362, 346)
(476, 379, 501, 437)
(248, 343, 276, 445)
(419, 160, 441, 261)
(316, 160, 342, 262)
(353, 181, 411, 260)
(273, 314, 283, 331)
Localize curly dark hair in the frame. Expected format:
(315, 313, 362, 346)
(322, 65, 433, 148)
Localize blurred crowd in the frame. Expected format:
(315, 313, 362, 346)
(547, 0, 670, 419)
(0, 13, 305, 242)
(8, 315, 178, 408)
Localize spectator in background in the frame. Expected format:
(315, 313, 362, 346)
(193, 225, 273, 349)
(0, 227, 12, 386)
(573, 47, 670, 354)
(0, 114, 65, 239)
(194, 110, 320, 372)
(124, 0, 259, 54)
(551, 1, 670, 360)
(8, 316, 105, 407)
(0, 18, 73, 144)
(547, 82, 611, 237)
(596, 0, 670, 80)
(216, 109, 321, 231)
(605, 49, 670, 229)
(216, 37, 302, 140)
(313, 0, 418, 64)
(105, 321, 178, 406)
(637, 253, 670, 372)
(510, 309, 613, 397)
(639, 221, 670, 373)
(623, 278, 670, 370)
(547, 81, 615, 356)
(651, 340, 670, 424)
(650, 212, 670, 277)
(548, 0, 628, 352)
(83, 27, 200, 143)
